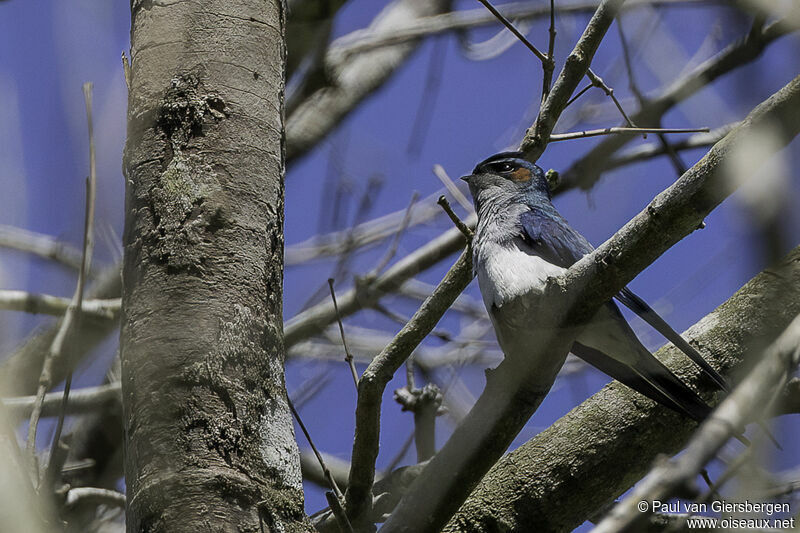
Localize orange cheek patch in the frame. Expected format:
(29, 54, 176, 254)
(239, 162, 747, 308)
(510, 167, 532, 182)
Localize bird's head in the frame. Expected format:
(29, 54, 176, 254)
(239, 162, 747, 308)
(461, 152, 550, 208)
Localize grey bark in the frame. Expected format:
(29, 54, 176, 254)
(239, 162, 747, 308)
(444, 246, 800, 532)
(121, 1, 310, 532)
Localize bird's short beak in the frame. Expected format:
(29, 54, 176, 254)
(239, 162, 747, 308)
(460, 175, 473, 183)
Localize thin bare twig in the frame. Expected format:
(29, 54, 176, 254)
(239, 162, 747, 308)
(474, 0, 555, 103)
(697, 447, 754, 504)
(289, 398, 353, 533)
(437, 196, 473, 240)
(542, 0, 557, 102)
(432, 165, 472, 213)
(604, 124, 734, 170)
(44, 83, 99, 488)
(371, 192, 420, 276)
(549, 126, 709, 142)
(475, 0, 548, 63)
(565, 82, 594, 107)
(584, 69, 637, 128)
(328, 279, 360, 389)
(26, 82, 98, 477)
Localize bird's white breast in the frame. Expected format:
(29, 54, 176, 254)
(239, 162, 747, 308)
(474, 240, 564, 310)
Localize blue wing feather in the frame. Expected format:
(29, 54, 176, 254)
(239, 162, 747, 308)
(518, 208, 594, 268)
(519, 207, 732, 395)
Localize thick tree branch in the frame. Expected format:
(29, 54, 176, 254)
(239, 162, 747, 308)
(595, 313, 800, 532)
(345, 249, 473, 526)
(444, 246, 800, 531)
(380, 73, 800, 533)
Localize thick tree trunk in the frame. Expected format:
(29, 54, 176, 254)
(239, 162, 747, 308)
(121, 1, 310, 531)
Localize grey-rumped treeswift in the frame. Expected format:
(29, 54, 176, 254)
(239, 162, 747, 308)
(462, 151, 729, 423)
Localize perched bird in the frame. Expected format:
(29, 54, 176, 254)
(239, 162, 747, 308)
(462, 151, 728, 423)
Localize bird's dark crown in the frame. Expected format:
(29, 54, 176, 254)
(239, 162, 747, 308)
(473, 151, 526, 175)
(470, 152, 545, 187)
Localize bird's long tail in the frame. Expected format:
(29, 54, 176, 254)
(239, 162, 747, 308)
(616, 288, 729, 391)
(571, 342, 710, 422)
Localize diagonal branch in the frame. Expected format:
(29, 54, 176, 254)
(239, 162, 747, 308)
(594, 313, 800, 533)
(444, 246, 800, 531)
(380, 73, 800, 533)
(344, 249, 473, 527)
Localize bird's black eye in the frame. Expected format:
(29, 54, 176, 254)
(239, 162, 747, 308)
(491, 162, 515, 173)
